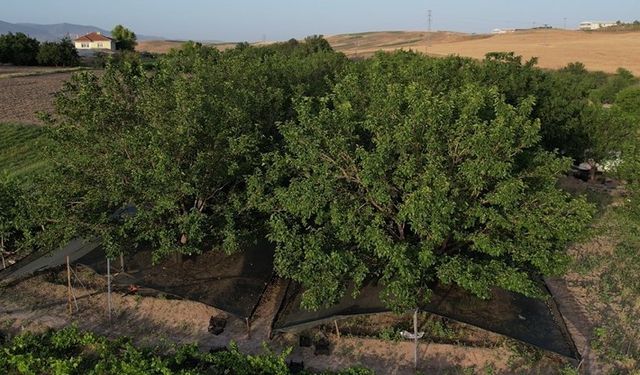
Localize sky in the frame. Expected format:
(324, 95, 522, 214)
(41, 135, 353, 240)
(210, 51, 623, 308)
(2, 0, 639, 41)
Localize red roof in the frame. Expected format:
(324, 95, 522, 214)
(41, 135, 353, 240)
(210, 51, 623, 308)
(74, 32, 113, 42)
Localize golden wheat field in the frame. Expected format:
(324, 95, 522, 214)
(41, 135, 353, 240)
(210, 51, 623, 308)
(139, 29, 640, 75)
(328, 29, 640, 74)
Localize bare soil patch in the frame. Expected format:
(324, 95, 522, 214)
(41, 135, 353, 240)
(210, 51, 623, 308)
(0, 72, 74, 125)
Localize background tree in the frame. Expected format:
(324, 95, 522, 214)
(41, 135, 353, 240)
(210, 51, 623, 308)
(0, 32, 39, 65)
(36, 37, 80, 67)
(111, 25, 137, 51)
(249, 52, 594, 310)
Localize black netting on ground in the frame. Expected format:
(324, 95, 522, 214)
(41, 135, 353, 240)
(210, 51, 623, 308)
(0, 238, 274, 319)
(0, 238, 102, 285)
(1, 238, 579, 359)
(76, 243, 274, 319)
(272, 281, 580, 360)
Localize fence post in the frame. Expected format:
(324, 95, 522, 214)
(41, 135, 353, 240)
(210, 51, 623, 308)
(107, 258, 112, 323)
(414, 309, 419, 370)
(66, 256, 72, 315)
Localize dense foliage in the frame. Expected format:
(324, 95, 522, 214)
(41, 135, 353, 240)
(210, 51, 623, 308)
(0, 326, 372, 374)
(0, 32, 40, 66)
(0, 33, 80, 67)
(111, 24, 137, 51)
(36, 37, 80, 67)
(38, 39, 347, 260)
(9, 37, 639, 311)
(249, 51, 593, 309)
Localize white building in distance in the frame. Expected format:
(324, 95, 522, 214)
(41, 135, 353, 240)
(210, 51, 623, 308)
(73, 32, 116, 51)
(579, 21, 617, 30)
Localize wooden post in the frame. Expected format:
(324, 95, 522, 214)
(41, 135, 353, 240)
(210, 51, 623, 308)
(66, 256, 73, 315)
(107, 258, 112, 323)
(119, 253, 124, 272)
(334, 320, 341, 338)
(1, 235, 5, 269)
(413, 309, 419, 370)
(245, 318, 251, 339)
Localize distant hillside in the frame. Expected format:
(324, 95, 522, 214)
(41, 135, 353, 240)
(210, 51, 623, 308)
(326, 30, 640, 75)
(0, 20, 163, 41)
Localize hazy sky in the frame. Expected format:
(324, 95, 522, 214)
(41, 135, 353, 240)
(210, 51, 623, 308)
(2, 0, 639, 41)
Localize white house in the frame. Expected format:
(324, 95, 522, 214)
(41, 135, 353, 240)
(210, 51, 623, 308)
(492, 28, 516, 34)
(579, 21, 617, 31)
(73, 32, 116, 51)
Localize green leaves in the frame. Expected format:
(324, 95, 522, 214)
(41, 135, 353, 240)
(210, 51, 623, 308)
(111, 25, 137, 51)
(254, 52, 594, 311)
(1, 326, 335, 375)
(30, 38, 347, 262)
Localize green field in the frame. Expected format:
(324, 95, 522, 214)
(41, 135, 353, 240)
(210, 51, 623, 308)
(0, 123, 49, 179)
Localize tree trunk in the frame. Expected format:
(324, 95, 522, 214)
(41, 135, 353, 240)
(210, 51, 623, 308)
(0, 235, 5, 269)
(173, 252, 183, 266)
(588, 159, 597, 182)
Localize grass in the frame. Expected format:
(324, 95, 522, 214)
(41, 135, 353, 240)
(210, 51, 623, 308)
(0, 123, 50, 179)
(569, 186, 640, 372)
(0, 66, 88, 80)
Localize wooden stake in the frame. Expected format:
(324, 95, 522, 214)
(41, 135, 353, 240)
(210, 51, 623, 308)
(414, 309, 419, 370)
(107, 258, 112, 323)
(1, 235, 6, 269)
(245, 318, 251, 339)
(66, 256, 73, 315)
(334, 320, 341, 338)
(119, 253, 124, 272)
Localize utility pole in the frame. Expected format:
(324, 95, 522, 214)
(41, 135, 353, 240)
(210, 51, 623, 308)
(426, 9, 432, 53)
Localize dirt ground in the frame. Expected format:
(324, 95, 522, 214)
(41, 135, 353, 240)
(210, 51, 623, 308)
(0, 72, 74, 125)
(0, 268, 573, 374)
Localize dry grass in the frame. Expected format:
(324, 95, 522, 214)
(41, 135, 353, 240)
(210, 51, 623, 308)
(139, 29, 640, 75)
(137, 40, 237, 54)
(328, 29, 640, 75)
(0, 66, 85, 79)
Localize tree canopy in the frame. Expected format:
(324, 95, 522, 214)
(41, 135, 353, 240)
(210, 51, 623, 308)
(39, 38, 347, 260)
(111, 25, 137, 51)
(20, 39, 640, 312)
(249, 52, 594, 310)
(0, 32, 39, 66)
(36, 37, 80, 67)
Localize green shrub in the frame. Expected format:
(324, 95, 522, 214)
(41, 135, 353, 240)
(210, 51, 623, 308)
(0, 326, 372, 374)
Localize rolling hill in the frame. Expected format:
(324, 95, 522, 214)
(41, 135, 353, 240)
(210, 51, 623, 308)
(325, 29, 640, 75)
(137, 29, 640, 75)
(0, 20, 163, 41)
